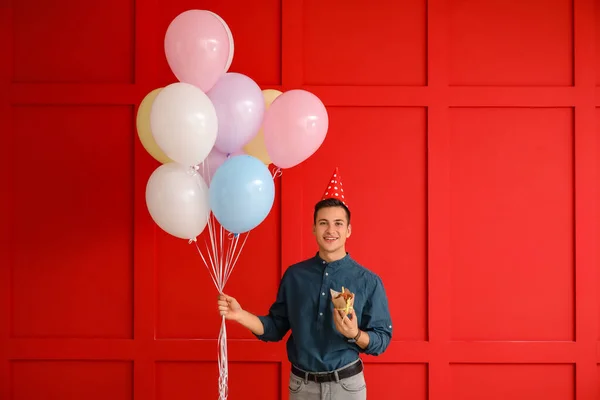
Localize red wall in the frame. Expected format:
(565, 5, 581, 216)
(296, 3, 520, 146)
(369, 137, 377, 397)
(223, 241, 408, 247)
(1, 0, 599, 399)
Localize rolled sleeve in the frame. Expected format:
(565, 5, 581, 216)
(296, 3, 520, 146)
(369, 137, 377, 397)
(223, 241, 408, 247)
(359, 275, 392, 356)
(254, 273, 290, 342)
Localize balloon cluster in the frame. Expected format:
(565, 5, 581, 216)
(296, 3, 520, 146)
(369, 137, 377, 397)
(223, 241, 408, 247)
(136, 9, 329, 239)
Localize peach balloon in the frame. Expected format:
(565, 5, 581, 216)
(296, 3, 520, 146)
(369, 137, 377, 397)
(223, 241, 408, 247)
(136, 88, 172, 164)
(243, 89, 282, 165)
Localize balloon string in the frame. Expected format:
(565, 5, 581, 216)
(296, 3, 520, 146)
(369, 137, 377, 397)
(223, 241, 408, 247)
(271, 167, 282, 179)
(218, 316, 229, 400)
(198, 159, 212, 186)
(224, 231, 249, 285)
(190, 211, 249, 400)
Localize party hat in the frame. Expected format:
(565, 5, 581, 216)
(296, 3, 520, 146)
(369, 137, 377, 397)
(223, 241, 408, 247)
(321, 167, 347, 206)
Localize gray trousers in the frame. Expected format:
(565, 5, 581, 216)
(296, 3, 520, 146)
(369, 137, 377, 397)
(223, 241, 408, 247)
(288, 360, 367, 400)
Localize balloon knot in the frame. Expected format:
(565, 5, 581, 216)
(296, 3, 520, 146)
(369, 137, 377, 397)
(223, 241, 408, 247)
(188, 165, 200, 176)
(226, 153, 231, 158)
(188, 237, 197, 244)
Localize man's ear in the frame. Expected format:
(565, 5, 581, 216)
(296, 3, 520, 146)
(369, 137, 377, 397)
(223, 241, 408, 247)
(347, 224, 352, 238)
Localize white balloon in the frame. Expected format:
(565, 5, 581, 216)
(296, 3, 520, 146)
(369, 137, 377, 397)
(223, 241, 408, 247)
(150, 82, 218, 166)
(145, 162, 210, 240)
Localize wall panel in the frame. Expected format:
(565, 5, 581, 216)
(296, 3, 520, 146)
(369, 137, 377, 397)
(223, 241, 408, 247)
(1, 0, 598, 399)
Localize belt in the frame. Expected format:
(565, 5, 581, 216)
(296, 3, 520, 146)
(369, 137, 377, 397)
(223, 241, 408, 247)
(291, 360, 363, 383)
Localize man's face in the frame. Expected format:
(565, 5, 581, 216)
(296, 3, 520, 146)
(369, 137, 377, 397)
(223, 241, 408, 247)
(313, 206, 351, 254)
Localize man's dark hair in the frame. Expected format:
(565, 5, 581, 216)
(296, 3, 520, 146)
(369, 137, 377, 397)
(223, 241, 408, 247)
(313, 198, 351, 225)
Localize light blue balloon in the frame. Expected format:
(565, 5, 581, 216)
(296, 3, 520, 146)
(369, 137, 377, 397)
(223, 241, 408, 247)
(209, 155, 275, 234)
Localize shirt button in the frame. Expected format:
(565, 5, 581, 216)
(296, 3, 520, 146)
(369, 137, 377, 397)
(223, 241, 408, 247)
(322, 292, 325, 296)
(320, 312, 323, 316)
(325, 272, 329, 276)
(322, 261, 326, 264)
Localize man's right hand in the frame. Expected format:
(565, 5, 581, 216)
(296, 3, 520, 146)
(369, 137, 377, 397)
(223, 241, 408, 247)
(216, 293, 265, 336)
(217, 294, 243, 321)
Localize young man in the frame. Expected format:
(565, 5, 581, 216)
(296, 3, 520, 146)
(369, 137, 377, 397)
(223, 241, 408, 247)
(217, 167, 392, 399)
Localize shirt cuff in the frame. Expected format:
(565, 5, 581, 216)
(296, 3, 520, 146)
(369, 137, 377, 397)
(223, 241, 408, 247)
(366, 330, 375, 350)
(254, 315, 271, 341)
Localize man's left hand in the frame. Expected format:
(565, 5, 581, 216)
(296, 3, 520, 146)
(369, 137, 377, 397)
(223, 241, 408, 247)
(333, 309, 359, 339)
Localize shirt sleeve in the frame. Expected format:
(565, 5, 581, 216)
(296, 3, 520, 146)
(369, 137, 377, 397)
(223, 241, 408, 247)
(254, 271, 291, 342)
(358, 275, 393, 356)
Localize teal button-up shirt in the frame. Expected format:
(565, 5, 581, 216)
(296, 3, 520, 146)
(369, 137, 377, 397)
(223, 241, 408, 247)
(255, 253, 393, 372)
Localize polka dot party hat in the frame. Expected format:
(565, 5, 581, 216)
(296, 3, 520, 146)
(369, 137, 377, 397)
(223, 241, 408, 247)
(321, 167, 347, 206)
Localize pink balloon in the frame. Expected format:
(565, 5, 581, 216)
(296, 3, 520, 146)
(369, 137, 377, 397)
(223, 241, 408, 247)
(263, 90, 329, 169)
(197, 147, 245, 185)
(164, 10, 230, 92)
(207, 73, 265, 154)
(208, 11, 234, 71)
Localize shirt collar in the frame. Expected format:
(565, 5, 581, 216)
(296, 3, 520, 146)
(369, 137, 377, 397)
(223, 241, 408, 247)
(314, 252, 352, 269)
